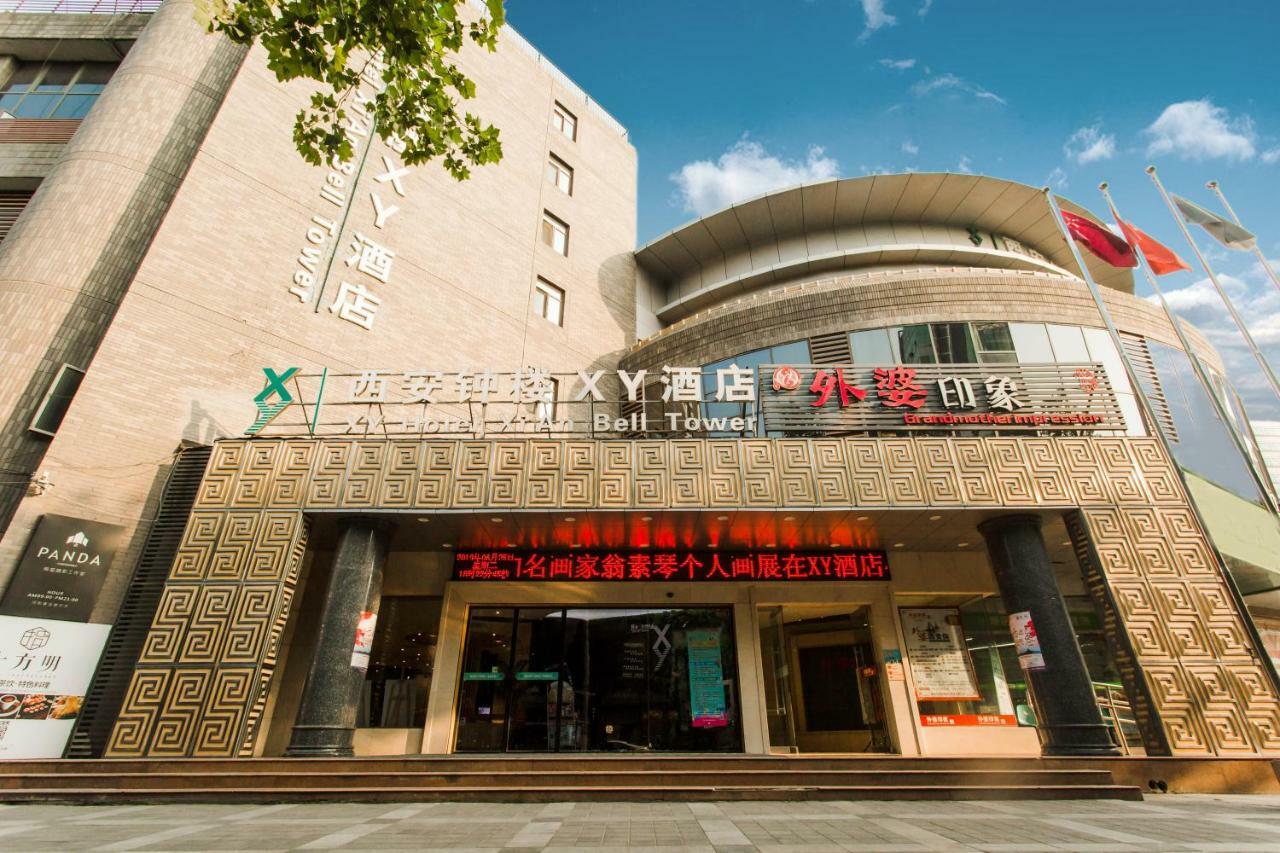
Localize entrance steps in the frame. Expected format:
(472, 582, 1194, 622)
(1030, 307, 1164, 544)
(0, 755, 1142, 802)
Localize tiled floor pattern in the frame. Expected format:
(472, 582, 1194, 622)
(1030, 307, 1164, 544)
(0, 796, 1276, 851)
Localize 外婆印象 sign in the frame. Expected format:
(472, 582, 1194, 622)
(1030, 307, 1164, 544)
(244, 360, 1121, 439)
(1, 515, 122, 622)
(760, 363, 1122, 434)
(0, 615, 110, 759)
(452, 549, 891, 582)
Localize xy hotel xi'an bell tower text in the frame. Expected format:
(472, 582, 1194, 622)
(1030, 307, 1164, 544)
(0, 0, 1276, 793)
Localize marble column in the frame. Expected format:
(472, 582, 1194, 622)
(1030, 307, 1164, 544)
(285, 517, 391, 757)
(979, 514, 1119, 756)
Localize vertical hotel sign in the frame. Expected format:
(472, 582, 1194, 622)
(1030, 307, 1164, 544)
(287, 53, 411, 332)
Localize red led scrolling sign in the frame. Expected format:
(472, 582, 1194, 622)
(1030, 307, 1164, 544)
(452, 550, 891, 582)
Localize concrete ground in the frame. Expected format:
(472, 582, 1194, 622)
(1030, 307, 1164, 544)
(0, 796, 1277, 851)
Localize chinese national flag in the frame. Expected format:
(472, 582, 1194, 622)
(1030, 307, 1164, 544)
(1112, 212, 1192, 276)
(1060, 210, 1137, 268)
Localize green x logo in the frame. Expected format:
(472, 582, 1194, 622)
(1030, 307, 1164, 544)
(246, 367, 300, 435)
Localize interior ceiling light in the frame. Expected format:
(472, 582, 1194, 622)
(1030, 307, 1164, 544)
(893, 542, 905, 548)
(490, 517, 503, 523)
(856, 515, 870, 522)
(929, 515, 942, 521)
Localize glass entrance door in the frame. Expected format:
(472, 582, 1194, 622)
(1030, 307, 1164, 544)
(454, 606, 742, 752)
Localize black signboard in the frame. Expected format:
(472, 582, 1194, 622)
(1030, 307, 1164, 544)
(453, 549, 891, 582)
(1, 514, 122, 622)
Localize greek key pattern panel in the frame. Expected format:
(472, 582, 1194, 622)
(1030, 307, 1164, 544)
(1078, 507, 1280, 756)
(195, 436, 1190, 513)
(106, 506, 308, 758)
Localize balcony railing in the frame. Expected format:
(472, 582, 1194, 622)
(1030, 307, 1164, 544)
(0, 118, 80, 143)
(0, 0, 161, 12)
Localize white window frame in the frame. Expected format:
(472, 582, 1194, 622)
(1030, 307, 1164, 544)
(552, 102, 577, 141)
(546, 153, 573, 195)
(534, 278, 564, 326)
(541, 211, 569, 256)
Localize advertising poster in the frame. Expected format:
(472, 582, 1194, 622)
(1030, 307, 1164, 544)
(883, 648, 905, 681)
(686, 629, 729, 728)
(1, 515, 122, 622)
(899, 607, 981, 701)
(0, 615, 110, 759)
(350, 610, 377, 672)
(1009, 611, 1046, 671)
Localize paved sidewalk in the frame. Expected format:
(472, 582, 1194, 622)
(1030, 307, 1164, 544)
(0, 795, 1277, 851)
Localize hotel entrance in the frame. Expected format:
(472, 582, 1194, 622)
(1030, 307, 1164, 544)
(758, 605, 890, 753)
(453, 606, 742, 752)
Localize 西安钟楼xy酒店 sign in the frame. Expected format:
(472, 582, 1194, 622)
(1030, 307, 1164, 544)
(244, 361, 1122, 439)
(452, 550, 891, 582)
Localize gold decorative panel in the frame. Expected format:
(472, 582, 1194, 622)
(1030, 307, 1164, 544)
(109, 435, 1279, 757)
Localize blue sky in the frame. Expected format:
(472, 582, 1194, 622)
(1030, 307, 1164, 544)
(506, 0, 1280, 421)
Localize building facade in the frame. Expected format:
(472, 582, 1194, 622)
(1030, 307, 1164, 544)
(0, 2, 1278, 764)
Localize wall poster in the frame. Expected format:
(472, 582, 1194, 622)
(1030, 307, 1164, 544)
(0, 615, 110, 759)
(1, 514, 123, 622)
(686, 629, 729, 728)
(899, 607, 981, 701)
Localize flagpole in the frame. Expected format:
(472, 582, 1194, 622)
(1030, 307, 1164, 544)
(1206, 179, 1280, 296)
(1042, 189, 1179, 452)
(1146, 166, 1280, 403)
(1100, 182, 1278, 513)
(1049, 187, 1280, 702)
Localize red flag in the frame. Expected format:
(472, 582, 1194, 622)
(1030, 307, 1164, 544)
(1112, 212, 1191, 276)
(1060, 210, 1137, 268)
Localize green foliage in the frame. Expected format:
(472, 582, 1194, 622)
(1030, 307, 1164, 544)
(194, 0, 504, 179)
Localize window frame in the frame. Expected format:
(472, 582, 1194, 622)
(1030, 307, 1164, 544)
(540, 211, 570, 256)
(551, 102, 578, 141)
(533, 278, 565, 327)
(0, 61, 114, 119)
(546, 153, 574, 195)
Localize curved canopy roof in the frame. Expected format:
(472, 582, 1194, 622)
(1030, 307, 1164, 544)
(636, 172, 1134, 297)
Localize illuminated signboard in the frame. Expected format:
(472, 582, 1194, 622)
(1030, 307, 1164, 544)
(452, 550, 891, 582)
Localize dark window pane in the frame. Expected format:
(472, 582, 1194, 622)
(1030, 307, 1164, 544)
(77, 63, 117, 85)
(359, 596, 442, 729)
(897, 324, 936, 364)
(37, 63, 79, 86)
(932, 323, 976, 363)
(974, 322, 1014, 352)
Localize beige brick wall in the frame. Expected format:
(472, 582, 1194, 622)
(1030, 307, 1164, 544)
(0, 6, 637, 621)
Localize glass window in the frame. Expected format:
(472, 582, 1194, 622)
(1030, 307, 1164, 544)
(533, 278, 564, 326)
(540, 212, 569, 256)
(770, 339, 811, 366)
(359, 597, 443, 729)
(546, 154, 573, 195)
(896, 324, 936, 364)
(931, 323, 977, 363)
(1081, 328, 1132, 394)
(0, 61, 115, 119)
(973, 322, 1016, 364)
(850, 328, 895, 363)
(1009, 322, 1055, 363)
(455, 606, 741, 752)
(1046, 324, 1090, 362)
(551, 103, 577, 141)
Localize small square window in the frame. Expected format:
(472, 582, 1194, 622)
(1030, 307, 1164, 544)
(540, 212, 569, 256)
(546, 154, 573, 195)
(551, 103, 577, 141)
(534, 278, 564, 326)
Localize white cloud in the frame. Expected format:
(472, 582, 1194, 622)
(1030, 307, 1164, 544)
(918, 0, 934, 15)
(1151, 268, 1280, 419)
(1145, 100, 1256, 161)
(1045, 167, 1068, 190)
(857, 0, 897, 42)
(901, 140, 919, 155)
(956, 155, 973, 174)
(1262, 148, 1280, 164)
(878, 58, 916, 70)
(911, 73, 1005, 105)
(671, 138, 840, 215)
(1063, 124, 1116, 165)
